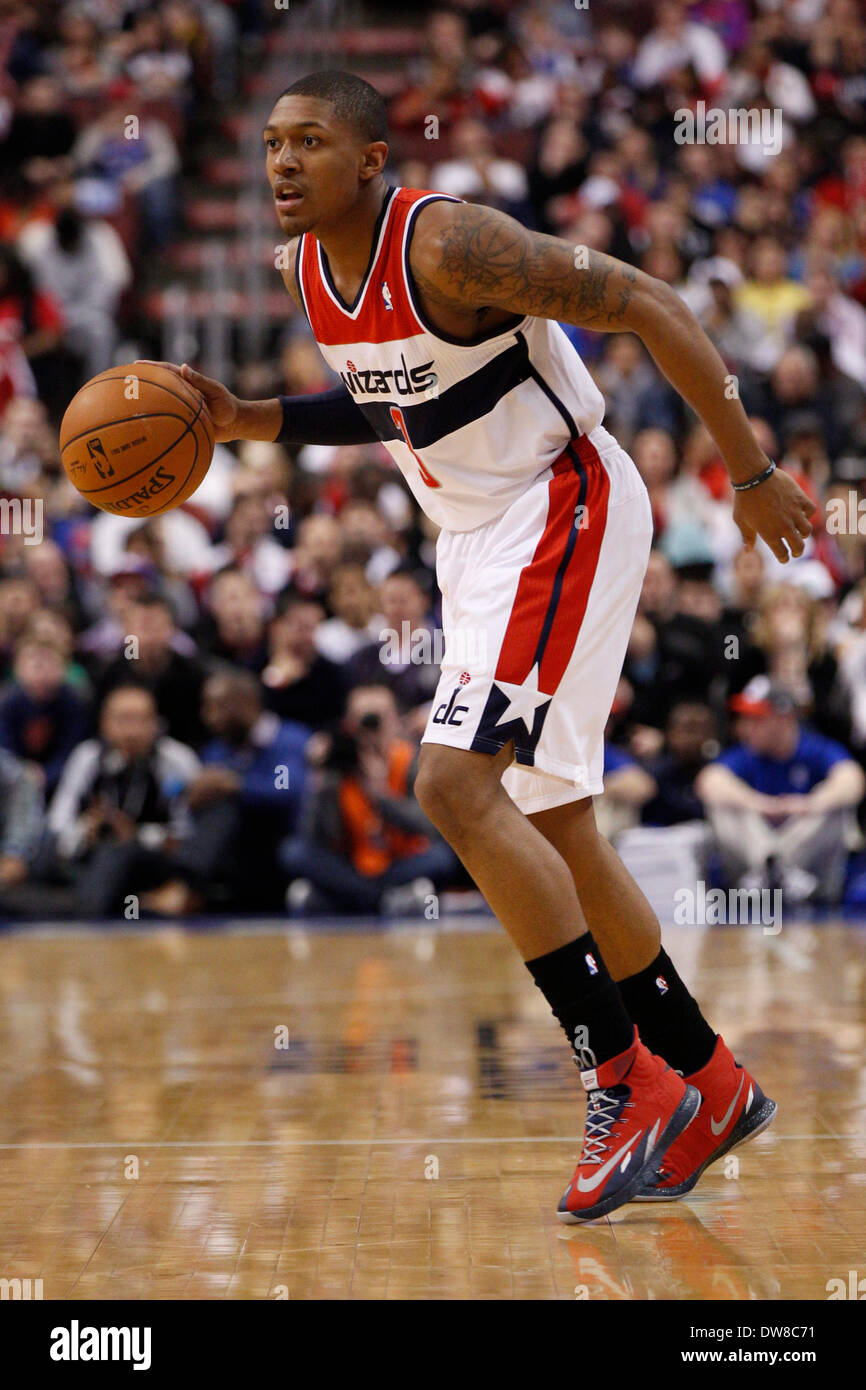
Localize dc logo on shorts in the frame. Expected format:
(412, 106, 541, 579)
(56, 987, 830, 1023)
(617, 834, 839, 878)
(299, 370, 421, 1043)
(433, 687, 469, 726)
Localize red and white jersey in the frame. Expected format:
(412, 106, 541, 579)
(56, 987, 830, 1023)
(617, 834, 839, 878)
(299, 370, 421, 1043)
(295, 186, 605, 532)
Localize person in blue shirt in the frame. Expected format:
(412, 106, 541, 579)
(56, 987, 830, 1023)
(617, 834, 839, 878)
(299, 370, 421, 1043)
(0, 637, 89, 794)
(142, 667, 310, 914)
(593, 738, 658, 844)
(696, 677, 865, 902)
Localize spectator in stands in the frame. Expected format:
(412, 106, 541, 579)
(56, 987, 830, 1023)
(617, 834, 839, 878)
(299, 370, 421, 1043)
(0, 747, 45, 916)
(97, 593, 206, 749)
(142, 668, 310, 914)
(199, 568, 268, 672)
(288, 514, 343, 602)
(734, 583, 851, 745)
(0, 396, 60, 494)
(696, 678, 865, 903)
(720, 545, 767, 680)
(262, 592, 345, 730)
(594, 741, 658, 843)
(642, 701, 718, 827)
(124, 10, 194, 100)
(47, 683, 199, 918)
(315, 562, 383, 664)
(430, 117, 529, 212)
(734, 237, 812, 373)
(389, 8, 474, 132)
(632, 0, 727, 91)
(208, 492, 292, 596)
(0, 245, 66, 419)
(280, 683, 456, 915)
(0, 75, 77, 198)
(0, 636, 88, 793)
(72, 99, 181, 248)
(802, 261, 866, 388)
(22, 537, 87, 631)
(49, 9, 110, 100)
(347, 567, 441, 715)
(18, 201, 132, 379)
(0, 575, 39, 678)
(25, 608, 89, 692)
(77, 559, 153, 668)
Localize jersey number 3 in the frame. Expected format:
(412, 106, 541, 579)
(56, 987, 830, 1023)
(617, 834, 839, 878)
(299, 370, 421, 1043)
(390, 406, 441, 489)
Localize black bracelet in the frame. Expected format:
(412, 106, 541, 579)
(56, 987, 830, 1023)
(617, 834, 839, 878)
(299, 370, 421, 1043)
(732, 461, 776, 492)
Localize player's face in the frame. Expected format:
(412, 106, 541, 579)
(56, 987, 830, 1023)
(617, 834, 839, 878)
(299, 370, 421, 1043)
(264, 95, 375, 235)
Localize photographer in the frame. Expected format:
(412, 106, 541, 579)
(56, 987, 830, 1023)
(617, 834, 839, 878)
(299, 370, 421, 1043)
(280, 684, 457, 916)
(46, 682, 199, 917)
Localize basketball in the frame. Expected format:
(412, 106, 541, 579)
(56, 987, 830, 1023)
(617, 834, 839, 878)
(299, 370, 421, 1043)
(59, 363, 214, 517)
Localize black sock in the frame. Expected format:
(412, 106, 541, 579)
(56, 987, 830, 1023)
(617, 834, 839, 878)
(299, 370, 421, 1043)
(617, 947, 716, 1076)
(526, 933, 635, 1066)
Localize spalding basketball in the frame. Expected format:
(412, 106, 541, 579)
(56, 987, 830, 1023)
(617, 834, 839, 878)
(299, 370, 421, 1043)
(59, 363, 215, 517)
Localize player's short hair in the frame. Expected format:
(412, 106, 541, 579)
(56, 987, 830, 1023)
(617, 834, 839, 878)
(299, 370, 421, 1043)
(279, 70, 388, 145)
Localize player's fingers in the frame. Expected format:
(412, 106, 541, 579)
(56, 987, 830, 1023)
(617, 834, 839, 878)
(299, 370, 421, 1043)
(770, 536, 792, 563)
(793, 512, 813, 539)
(785, 529, 806, 558)
(179, 363, 220, 392)
(736, 519, 756, 551)
(133, 359, 184, 374)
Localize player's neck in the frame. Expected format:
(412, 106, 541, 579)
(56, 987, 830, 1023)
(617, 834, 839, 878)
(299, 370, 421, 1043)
(314, 178, 389, 294)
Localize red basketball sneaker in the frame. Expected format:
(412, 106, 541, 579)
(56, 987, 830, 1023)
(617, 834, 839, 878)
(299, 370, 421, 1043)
(634, 1035, 777, 1201)
(557, 1028, 701, 1223)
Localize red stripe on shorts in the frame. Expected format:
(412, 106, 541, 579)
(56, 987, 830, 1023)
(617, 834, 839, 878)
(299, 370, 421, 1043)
(495, 434, 611, 694)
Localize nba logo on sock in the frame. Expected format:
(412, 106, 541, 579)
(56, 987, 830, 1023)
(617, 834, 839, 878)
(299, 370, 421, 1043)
(656, 975, 669, 995)
(585, 953, 598, 975)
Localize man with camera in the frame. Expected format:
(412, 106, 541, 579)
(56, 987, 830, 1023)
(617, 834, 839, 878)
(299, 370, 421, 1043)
(281, 683, 457, 916)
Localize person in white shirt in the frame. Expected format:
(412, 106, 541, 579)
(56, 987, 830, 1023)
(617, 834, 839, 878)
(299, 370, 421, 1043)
(18, 204, 131, 379)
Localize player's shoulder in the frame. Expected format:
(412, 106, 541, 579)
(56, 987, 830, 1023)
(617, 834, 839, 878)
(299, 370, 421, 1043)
(408, 195, 524, 278)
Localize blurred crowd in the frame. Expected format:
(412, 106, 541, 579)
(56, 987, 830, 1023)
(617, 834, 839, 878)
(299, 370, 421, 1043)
(2, 0, 866, 920)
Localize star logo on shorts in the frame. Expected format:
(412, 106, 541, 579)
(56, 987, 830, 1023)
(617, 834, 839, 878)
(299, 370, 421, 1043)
(470, 663, 553, 761)
(492, 663, 551, 733)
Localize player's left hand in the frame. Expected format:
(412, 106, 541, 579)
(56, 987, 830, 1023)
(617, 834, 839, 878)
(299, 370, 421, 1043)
(732, 467, 815, 564)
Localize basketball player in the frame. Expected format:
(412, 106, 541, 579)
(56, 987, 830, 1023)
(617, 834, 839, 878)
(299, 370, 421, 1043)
(151, 72, 813, 1222)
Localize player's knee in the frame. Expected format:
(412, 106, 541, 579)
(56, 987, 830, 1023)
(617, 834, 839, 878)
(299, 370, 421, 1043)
(415, 746, 499, 839)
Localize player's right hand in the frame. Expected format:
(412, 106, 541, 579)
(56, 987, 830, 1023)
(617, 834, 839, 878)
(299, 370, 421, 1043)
(134, 360, 241, 442)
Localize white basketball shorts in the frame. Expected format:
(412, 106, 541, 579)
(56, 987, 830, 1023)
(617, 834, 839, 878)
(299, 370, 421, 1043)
(421, 424, 654, 814)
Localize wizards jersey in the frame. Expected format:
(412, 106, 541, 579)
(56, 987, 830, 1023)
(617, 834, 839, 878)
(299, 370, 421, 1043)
(294, 185, 605, 532)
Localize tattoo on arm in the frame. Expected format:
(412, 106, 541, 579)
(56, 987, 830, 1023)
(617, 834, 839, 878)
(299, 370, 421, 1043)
(414, 203, 642, 330)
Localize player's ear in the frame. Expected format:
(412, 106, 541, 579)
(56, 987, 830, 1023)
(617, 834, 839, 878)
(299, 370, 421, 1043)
(359, 141, 388, 182)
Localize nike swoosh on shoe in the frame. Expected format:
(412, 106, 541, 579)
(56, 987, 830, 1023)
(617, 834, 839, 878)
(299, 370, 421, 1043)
(709, 1074, 744, 1136)
(576, 1125, 650, 1193)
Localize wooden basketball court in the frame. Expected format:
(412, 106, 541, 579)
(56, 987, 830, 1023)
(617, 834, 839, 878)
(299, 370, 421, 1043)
(0, 919, 862, 1300)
